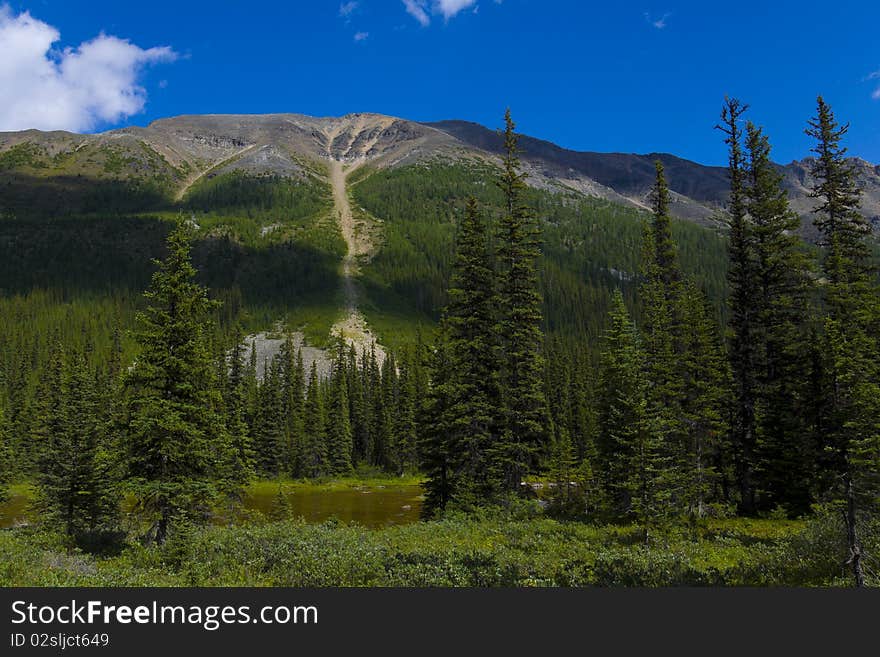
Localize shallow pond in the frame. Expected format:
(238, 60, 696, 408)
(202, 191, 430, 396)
(244, 484, 423, 528)
(0, 483, 424, 530)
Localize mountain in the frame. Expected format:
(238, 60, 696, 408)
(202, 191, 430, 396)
(3, 112, 878, 236)
(0, 112, 874, 353)
(425, 119, 880, 235)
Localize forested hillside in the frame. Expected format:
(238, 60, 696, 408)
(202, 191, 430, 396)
(0, 100, 877, 588)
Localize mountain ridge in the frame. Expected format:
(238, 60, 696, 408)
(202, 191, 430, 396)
(2, 112, 879, 236)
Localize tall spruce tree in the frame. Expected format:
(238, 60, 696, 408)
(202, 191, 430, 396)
(38, 348, 116, 545)
(0, 406, 9, 503)
(744, 121, 814, 513)
(375, 352, 397, 470)
(422, 197, 501, 508)
(393, 354, 418, 474)
(639, 161, 687, 512)
(679, 284, 730, 523)
(494, 109, 548, 494)
(301, 362, 327, 477)
(280, 335, 304, 474)
(717, 97, 760, 514)
(326, 342, 354, 474)
(806, 97, 880, 587)
(124, 222, 232, 545)
(225, 328, 254, 494)
(421, 338, 456, 516)
(596, 291, 647, 516)
(254, 357, 286, 476)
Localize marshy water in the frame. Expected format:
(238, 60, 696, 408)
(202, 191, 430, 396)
(0, 482, 424, 530)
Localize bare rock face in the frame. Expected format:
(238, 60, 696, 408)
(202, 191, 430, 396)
(242, 330, 332, 382)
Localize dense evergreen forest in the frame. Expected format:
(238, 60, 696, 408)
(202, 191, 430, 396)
(0, 98, 878, 587)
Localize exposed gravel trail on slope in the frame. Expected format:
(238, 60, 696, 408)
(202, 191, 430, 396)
(323, 121, 388, 364)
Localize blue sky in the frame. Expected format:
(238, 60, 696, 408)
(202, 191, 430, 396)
(1, 0, 878, 166)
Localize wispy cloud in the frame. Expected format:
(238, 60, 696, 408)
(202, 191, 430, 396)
(402, 0, 479, 26)
(339, 1, 359, 18)
(0, 5, 176, 132)
(865, 69, 880, 100)
(402, 0, 431, 26)
(354, 31, 369, 42)
(644, 11, 671, 30)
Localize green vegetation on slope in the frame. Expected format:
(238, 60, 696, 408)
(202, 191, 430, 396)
(352, 159, 728, 344)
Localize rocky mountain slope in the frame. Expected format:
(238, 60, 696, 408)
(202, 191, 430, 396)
(2, 112, 878, 235)
(426, 120, 880, 235)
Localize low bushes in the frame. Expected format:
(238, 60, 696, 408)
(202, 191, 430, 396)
(0, 512, 873, 587)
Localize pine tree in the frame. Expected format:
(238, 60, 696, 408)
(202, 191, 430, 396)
(0, 406, 11, 504)
(393, 353, 418, 474)
(546, 423, 581, 517)
(717, 97, 760, 514)
(301, 362, 327, 477)
(350, 345, 371, 464)
(806, 97, 873, 289)
(37, 348, 116, 545)
(679, 284, 730, 525)
(422, 197, 502, 508)
(254, 357, 286, 476)
(326, 342, 354, 474)
(639, 161, 687, 512)
(494, 109, 548, 494)
(123, 222, 232, 545)
(806, 97, 880, 587)
(596, 291, 646, 515)
(744, 121, 814, 514)
(365, 346, 382, 466)
(420, 338, 456, 516)
(280, 335, 304, 474)
(224, 328, 254, 493)
(30, 338, 65, 476)
(374, 352, 397, 470)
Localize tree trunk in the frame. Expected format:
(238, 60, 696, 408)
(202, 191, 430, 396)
(156, 501, 170, 546)
(844, 477, 865, 588)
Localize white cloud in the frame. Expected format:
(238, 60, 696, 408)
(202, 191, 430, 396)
(402, 0, 431, 26)
(354, 31, 369, 42)
(339, 2, 359, 18)
(402, 0, 479, 26)
(0, 5, 176, 132)
(644, 11, 671, 29)
(873, 88, 880, 101)
(436, 0, 478, 20)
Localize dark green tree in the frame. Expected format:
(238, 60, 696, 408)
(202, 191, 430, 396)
(745, 121, 814, 514)
(422, 197, 501, 509)
(679, 284, 730, 525)
(597, 291, 645, 515)
(493, 109, 548, 493)
(393, 353, 418, 474)
(253, 358, 284, 476)
(717, 97, 760, 514)
(301, 362, 327, 477)
(326, 342, 354, 474)
(0, 406, 9, 503)
(420, 338, 456, 516)
(123, 222, 232, 545)
(806, 96, 880, 587)
(639, 161, 687, 511)
(37, 348, 117, 546)
(224, 328, 254, 493)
